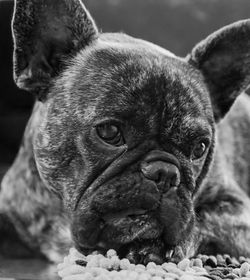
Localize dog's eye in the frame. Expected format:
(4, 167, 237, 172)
(191, 141, 207, 160)
(96, 123, 124, 146)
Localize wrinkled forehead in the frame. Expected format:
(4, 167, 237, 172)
(56, 40, 213, 126)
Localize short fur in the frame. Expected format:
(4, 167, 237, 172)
(1, 0, 250, 263)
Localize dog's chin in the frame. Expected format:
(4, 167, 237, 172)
(100, 210, 162, 242)
(74, 211, 178, 264)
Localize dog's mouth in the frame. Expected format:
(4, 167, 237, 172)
(100, 209, 177, 263)
(74, 207, 179, 264)
(100, 209, 162, 244)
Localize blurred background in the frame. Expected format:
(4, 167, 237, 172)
(1, 0, 250, 181)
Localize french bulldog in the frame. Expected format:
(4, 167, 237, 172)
(1, 0, 250, 264)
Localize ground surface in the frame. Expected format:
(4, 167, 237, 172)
(0, 258, 59, 280)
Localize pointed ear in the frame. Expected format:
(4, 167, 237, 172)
(12, 0, 98, 99)
(187, 20, 250, 121)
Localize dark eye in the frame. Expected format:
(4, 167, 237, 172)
(96, 123, 124, 146)
(192, 141, 207, 160)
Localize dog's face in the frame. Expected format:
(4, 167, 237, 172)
(33, 41, 215, 259)
(12, 0, 250, 263)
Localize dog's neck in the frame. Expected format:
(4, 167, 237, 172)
(0, 101, 62, 218)
(0, 102, 72, 261)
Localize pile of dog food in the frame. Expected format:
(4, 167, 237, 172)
(58, 248, 250, 280)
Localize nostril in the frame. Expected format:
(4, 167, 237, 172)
(141, 162, 166, 182)
(140, 162, 159, 181)
(152, 170, 166, 187)
(170, 170, 181, 188)
(155, 171, 164, 184)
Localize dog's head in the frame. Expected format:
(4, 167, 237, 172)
(12, 0, 250, 263)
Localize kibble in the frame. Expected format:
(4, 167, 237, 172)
(177, 259, 190, 271)
(120, 258, 131, 270)
(136, 264, 146, 271)
(162, 262, 177, 272)
(200, 255, 209, 264)
(152, 277, 163, 280)
(216, 255, 224, 264)
(99, 258, 112, 270)
(57, 248, 250, 280)
(240, 262, 250, 277)
(147, 262, 158, 270)
(240, 257, 247, 264)
(226, 257, 233, 265)
(107, 250, 117, 259)
(110, 256, 120, 271)
(96, 275, 110, 280)
(232, 257, 240, 267)
(128, 271, 139, 279)
(179, 275, 194, 280)
(204, 257, 217, 268)
(193, 258, 203, 268)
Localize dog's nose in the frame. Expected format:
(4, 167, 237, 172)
(140, 150, 181, 190)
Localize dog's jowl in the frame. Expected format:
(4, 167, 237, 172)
(1, 0, 250, 263)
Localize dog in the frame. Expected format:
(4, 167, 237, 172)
(1, 0, 250, 264)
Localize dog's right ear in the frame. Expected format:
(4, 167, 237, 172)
(12, 0, 98, 100)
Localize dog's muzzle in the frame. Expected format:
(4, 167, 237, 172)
(72, 150, 183, 261)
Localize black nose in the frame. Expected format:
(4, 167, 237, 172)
(140, 150, 181, 190)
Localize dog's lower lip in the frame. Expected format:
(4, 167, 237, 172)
(99, 213, 163, 246)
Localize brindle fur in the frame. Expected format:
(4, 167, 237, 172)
(1, 0, 250, 263)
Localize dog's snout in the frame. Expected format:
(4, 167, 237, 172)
(141, 161, 180, 188)
(140, 150, 181, 190)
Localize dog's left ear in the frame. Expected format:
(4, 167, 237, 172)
(12, 0, 98, 99)
(187, 20, 250, 121)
